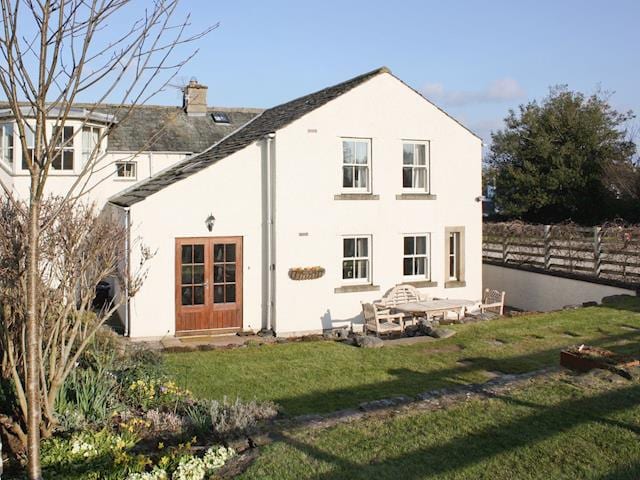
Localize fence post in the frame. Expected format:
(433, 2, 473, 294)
(543, 225, 551, 270)
(593, 226, 602, 277)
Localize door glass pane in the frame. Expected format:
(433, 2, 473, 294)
(181, 287, 192, 306)
(214, 244, 225, 262)
(225, 284, 236, 303)
(193, 286, 205, 305)
(225, 244, 236, 262)
(225, 264, 236, 282)
(181, 265, 193, 285)
(194, 245, 205, 263)
(181, 245, 192, 264)
(193, 265, 204, 284)
(214, 265, 224, 283)
(213, 285, 224, 303)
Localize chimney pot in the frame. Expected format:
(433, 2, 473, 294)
(183, 80, 208, 116)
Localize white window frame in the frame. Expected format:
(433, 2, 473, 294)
(82, 125, 103, 165)
(341, 235, 371, 285)
(115, 161, 137, 180)
(448, 231, 460, 281)
(51, 125, 75, 171)
(0, 122, 14, 171)
(403, 234, 431, 280)
(340, 138, 371, 194)
(402, 141, 430, 192)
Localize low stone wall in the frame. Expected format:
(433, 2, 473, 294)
(483, 262, 638, 312)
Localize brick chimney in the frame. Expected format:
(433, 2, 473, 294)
(183, 79, 208, 116)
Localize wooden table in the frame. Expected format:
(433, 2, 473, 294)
(393, 299, 476, 323)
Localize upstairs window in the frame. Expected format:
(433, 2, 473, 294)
(82, 126, 102, 163)
(342, 236, 371, 283)
(0, 123, 14, 168)
(403, 234, 430, 279)
(116, 161, 136, 179)
(402, 142, 429, 191)
(22, 127, 35, 170)
(52, 126, 74, 171)
(342, 139, 371, 192)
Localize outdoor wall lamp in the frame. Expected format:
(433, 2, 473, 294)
(205, 214, 216, 232)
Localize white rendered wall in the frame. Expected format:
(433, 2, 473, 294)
(127, 143, 264, 338)
(273, 73, 483, 335)
(483, 263, 636, 312)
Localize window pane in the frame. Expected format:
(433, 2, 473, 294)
(63, 126, 74, 142)
(403, 167, 413, 188)
(25, 128, 34, 147)
(355, 141, 368, 164)
(342, 166, 353, 188)
(63, 150, 74, 170)
(416, 257, 426, 275)
(415, 144, 426, 165)
(342, 141, 355, 164)
(413, 168, 425, 189)
(403, 257, 413, 276)
(355, 259, 368, 279)
(354, 166, 368, 188)
(181, 266, 193, 285)
(214, 265, 224, 283)
(416, 236, 427, 255)
(181, 245, 192, 264)
(52, 153, 62, 170)
(225, 284, 236, 303)
(213, 285, 224, 303)
(343, 238, 355, 258)
(193, 265, 204, 284)
(404, 236, 414, 255)
(403, 144, 413, 165)
(225, 264, 236, 282)
(342, 260, 354, 279)
(450, 233, 455, 252)
(225, 244, 236, 262)
(194, 245, 204, 263)
(181, 287, 192, 306)
(356, 237, 368, 257)
(214, 244, 224, 262)
(193, 286, 205, 305)
(449, 256, 456, 278)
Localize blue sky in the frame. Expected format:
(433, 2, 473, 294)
(156, 0, 639, 144)
(10, 0, 640, 144)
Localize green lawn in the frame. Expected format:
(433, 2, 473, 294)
(239, 372, 640, 480)
(164, 296, 640, 416)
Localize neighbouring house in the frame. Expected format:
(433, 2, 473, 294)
(0, 67, 482, 338)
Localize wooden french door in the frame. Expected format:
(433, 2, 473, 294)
(175, 237, 243, 334)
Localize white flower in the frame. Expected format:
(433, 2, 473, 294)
(203, 445, 235, 472)
(126, 467, 168, 480)
(70, 439, 97, 458)
(172, 456, 206, 480)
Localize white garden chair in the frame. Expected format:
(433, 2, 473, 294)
(480, 288, 506, 316)
(361, 302, 404, 337)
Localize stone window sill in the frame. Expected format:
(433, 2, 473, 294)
(334, 284, 380, 294)
(403, 280, 438, 288)
(334, 194, 380, 201)
(444, 280, 466, 289)
(395, 193, 437, 200)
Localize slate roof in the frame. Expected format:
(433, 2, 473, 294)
(99, 105, 261, 153)
(0, 102, 262, 153)
(110, 66, 391, 207)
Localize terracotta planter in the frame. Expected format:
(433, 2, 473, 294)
(560, 346, 639, 373)
(288, 267, 325, 281)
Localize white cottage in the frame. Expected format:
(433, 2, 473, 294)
(108, 67, 483, 338)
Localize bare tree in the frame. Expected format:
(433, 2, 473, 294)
(0, 1, 214, 477)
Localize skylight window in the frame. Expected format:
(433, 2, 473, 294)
(211, 112, 230, 124)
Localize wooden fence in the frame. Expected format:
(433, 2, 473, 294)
(483, 222, 640, 285)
